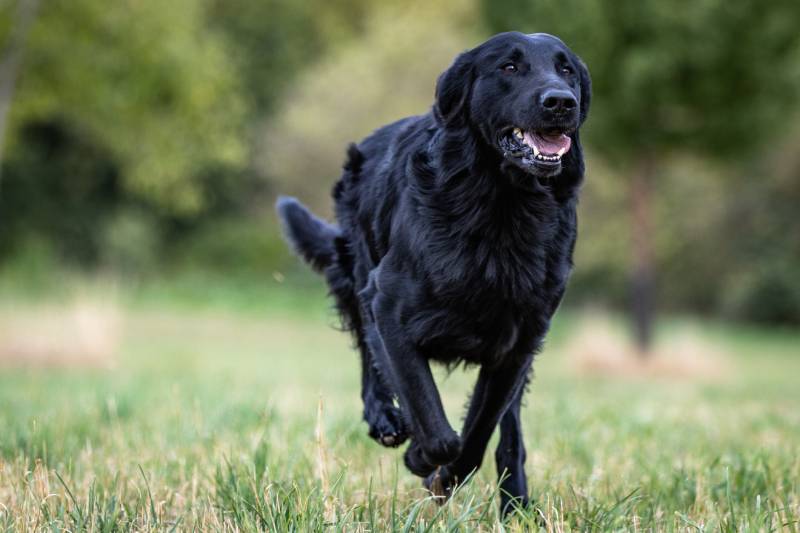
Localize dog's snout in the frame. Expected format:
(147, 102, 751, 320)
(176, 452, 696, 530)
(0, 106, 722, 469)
(540, 89, 577, 113)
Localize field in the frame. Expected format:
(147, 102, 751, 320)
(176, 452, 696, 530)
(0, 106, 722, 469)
(1, 282, 799, 531)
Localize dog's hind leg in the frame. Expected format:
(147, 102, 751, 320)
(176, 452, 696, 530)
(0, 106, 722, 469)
(495, 383, 530, 515)
(357, 333, 409, 447)
(325, 245, 408, 448)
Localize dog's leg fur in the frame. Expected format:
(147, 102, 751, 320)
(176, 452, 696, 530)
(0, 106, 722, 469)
(495, 384, 529, 514)
(323, 239, 408, 448)
(356, 332, 408, 447)
(362, 281, 462, 470)
(423, 356, 532, 504)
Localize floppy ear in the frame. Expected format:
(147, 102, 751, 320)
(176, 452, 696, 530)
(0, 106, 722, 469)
(575, 56, 592, 125)
(434, 51, 475, 125)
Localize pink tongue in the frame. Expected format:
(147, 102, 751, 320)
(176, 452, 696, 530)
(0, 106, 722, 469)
(523, 132, 571, 155)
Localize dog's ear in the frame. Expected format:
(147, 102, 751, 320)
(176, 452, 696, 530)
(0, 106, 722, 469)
(575, 55, 591, 125)
(434, 51, 475, 125)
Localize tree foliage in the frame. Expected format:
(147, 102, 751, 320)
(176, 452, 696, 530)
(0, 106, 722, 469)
(208, 0, 372, 117)
(261, 0, 477, 213)
(6, 0, 247, 215)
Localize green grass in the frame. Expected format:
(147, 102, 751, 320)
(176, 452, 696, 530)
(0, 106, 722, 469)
(0, 283, 798, 531)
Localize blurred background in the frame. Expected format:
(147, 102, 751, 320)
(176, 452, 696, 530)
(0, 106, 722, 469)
(1, 0, 799, 363)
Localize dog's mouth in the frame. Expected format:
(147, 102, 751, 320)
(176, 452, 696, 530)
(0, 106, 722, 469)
(498, 127, 573, 175)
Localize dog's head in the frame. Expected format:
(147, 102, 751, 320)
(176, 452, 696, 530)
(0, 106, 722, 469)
(435, 32, 591, 180)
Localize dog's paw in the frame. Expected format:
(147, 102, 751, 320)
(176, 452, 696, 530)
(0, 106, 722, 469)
(365, 402, 408, 448)
(424, 466, 455, 504)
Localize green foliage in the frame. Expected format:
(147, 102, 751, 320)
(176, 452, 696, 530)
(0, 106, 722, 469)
(717, 149, 800, 324)
(725, 260, 800, 325)
(261, 0, 478, 213)
(171, 216, 294, 276)
(8, 0, 248, 215)
(101, 209, 160, 276)
(571, 144, 800, 325)
(0, 3, 16, 46)
(208, 0, 372, 116)
(0, 119, 118, 265)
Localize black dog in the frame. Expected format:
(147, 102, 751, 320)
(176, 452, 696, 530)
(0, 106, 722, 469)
(277, 32, 590, 514)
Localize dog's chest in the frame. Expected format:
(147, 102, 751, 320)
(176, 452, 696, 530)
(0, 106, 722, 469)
(412, 208, 575, 363)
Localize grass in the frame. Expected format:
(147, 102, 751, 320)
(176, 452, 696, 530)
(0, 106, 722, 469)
(0, 280, 798, 531)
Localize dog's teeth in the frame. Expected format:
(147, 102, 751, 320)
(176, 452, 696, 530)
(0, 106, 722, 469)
(532, 144, 540, 156)
(533, 153, 562, 162)
(557, 147, 567, 156)
(513, 127, 523, 139)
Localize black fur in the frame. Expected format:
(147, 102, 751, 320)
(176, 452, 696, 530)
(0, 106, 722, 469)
(276, 196, 339, 272)
(277, 32, 591, 514)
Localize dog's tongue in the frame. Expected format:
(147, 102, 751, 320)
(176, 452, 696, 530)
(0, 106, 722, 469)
(523, 131, 571, 156)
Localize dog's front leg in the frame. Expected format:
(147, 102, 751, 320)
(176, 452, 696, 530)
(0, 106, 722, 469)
(425, 355, 532, 503)
(364, 291, 461, 474)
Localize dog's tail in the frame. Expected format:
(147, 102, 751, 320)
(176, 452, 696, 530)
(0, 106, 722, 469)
(276, 196, 339, 272)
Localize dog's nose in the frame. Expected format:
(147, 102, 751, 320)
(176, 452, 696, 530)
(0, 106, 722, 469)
(540, 89, 577, 113)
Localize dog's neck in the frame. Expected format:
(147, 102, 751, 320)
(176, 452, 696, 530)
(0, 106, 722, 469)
(408, 127, 580, 302)
(408, 131, 575, 249)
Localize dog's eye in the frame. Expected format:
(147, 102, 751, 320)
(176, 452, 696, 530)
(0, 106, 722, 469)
(561, 65, 574, 75)
(501, 63, 518, 73)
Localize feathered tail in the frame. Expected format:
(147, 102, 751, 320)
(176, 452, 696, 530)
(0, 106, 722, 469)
(275, 196, 340, 272)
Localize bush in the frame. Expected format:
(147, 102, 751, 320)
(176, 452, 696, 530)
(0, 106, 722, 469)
(170, 216, 294, 277)
(101, 210, 160, 277)
(723, 261, 800, 325)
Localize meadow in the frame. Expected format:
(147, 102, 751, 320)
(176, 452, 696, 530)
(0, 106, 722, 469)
(0, 280, 798, 531)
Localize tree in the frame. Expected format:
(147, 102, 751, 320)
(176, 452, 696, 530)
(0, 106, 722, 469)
(482, 0, 800, 353)
(5, 0, 248, 216)
(0, 0, 39, 183)
(260, 0, 477, 214)
(208, 0, 373, 118)
(0, 0, 381, 270)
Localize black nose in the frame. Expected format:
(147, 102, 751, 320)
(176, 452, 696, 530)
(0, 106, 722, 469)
(540, 89, 577, 113)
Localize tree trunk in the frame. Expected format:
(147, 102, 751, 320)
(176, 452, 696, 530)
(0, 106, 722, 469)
(0, 0, 40, 185)
(630, 155, 656, 356)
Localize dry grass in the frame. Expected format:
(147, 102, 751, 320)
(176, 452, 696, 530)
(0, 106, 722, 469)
(0, 295, 122, 368)
(563, 309, 731, 381)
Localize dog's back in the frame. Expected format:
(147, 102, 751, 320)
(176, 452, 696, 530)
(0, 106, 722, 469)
(278, 114, 433, 336)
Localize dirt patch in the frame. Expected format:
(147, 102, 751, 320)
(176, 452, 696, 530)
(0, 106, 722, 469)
(563, 311, 731, 381)
(0, 296, 122, 368)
